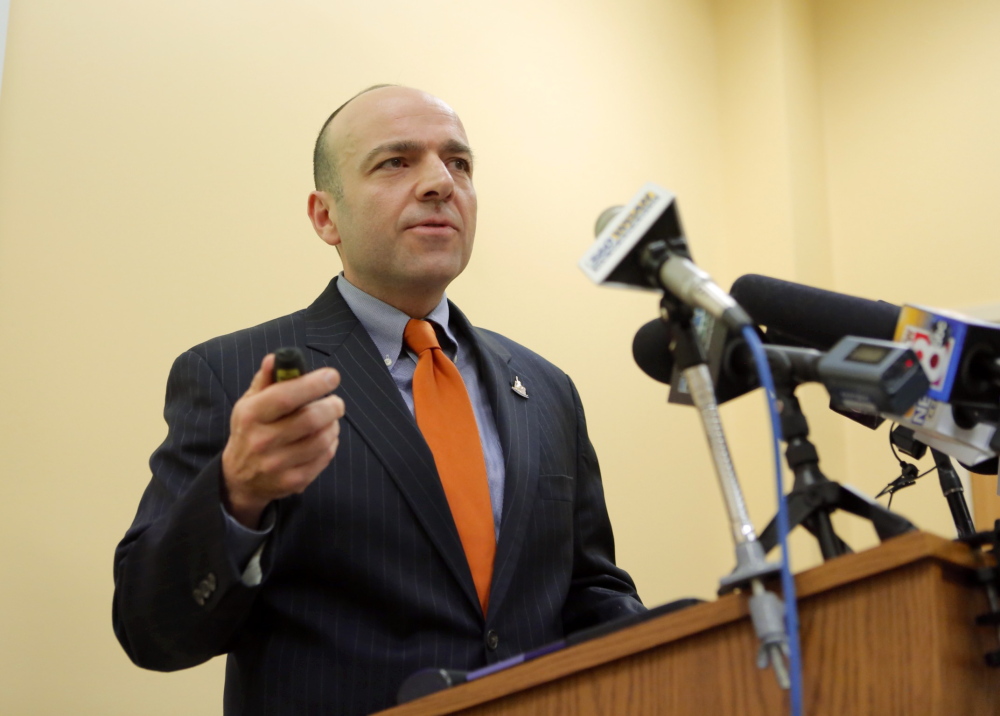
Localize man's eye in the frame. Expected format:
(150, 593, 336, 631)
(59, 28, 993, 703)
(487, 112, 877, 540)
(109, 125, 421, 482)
(451, 158, 471, 173)
(378, 157, 405, 169)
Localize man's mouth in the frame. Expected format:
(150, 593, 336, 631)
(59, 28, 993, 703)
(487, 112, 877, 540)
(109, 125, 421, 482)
(409, 218, 458, 232)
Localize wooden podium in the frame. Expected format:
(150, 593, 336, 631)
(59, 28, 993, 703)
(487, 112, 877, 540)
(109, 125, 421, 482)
(376, 532, 1000, 715)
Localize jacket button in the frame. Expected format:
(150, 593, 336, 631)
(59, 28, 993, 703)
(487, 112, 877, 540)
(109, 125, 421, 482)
(486, 630, 499, 651)
(192, 573, 217, 606)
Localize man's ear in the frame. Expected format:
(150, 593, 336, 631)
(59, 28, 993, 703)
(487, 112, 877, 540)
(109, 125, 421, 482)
(307, 191, 341, 248)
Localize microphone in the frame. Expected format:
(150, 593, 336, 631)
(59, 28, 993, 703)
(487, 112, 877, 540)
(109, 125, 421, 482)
(730, 274, 899, 350)
(396, 669, 467, 704)
(632, 314, 757, 405)
(631, 318, 676, 383)
(580, 184, 752, 329)
(730, 274, 1000, 407)
(633, 317, 928, 417)
(729, 274, 1000, 472)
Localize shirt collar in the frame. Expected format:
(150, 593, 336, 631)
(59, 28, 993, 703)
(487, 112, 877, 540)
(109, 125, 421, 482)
(335, 274, 459, 367)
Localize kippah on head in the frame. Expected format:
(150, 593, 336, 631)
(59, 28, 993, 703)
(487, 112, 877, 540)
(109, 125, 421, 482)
(313, 83, 398, 199)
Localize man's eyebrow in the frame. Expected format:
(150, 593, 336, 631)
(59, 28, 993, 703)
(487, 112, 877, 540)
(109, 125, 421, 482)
(362, 140, 423, 166)
(442, 139, 474, 160)
(361, 139, 474, 167)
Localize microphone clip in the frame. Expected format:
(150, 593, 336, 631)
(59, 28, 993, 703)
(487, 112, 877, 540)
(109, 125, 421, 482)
(876, 462, 921, 499)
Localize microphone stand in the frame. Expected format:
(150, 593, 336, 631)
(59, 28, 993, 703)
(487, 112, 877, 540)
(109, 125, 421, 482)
(661, 300, 791, 690)
(757, 367, 916, 559)
(930, 449, 1000, 666)
(887, 427, 976, 540)
(932, 449, 977, 539)
(889, 422, 1000, 667)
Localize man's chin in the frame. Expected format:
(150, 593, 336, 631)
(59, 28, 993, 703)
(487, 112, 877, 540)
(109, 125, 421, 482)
(400, 256, 469, 288)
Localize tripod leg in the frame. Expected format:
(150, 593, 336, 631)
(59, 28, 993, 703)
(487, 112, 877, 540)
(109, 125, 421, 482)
(835, 484, 917, 541)
(801, 510, 851, 558)
(759, 489, 832, 555)
(759, 487, 852, 558)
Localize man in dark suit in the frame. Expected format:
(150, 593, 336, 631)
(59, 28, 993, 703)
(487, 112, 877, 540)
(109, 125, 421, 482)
(113, 85, 644, 715)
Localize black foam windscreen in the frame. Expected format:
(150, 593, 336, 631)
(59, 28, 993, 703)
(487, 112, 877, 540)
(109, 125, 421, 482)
(632, 318, 676, 384)
(730, 274, 900, 351)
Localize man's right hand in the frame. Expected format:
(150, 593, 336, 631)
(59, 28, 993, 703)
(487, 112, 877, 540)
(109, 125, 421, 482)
(221, 353, 345, 528)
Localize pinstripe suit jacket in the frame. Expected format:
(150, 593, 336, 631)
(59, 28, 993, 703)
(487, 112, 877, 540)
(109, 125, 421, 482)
(113, 277, 643, 715)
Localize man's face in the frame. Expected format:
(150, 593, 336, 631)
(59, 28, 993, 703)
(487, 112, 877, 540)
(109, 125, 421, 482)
(321, 87, 477, 309)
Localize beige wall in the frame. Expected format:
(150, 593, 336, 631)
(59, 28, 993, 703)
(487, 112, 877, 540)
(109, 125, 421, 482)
(1, 0, 997, 713)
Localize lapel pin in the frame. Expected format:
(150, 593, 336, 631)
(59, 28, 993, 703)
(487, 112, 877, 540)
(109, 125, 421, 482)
(511, 376, 528, 399)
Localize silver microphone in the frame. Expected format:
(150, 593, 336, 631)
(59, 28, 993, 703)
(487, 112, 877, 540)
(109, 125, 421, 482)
(580, 183, 751, 329)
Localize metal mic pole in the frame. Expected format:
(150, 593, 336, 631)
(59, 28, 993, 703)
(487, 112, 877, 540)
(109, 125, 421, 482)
(669, 315, 790, 690)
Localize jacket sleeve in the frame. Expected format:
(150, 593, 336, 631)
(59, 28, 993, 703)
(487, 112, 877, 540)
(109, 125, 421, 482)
(112, 349, 265, 671)
(561, 375, 647, 633)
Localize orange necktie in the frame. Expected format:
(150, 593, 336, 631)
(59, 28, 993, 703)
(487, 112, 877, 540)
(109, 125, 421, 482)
(404, 319, 495, 615)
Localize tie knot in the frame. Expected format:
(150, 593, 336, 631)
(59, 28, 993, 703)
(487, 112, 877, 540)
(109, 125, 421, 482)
(403, 319, 441, 355)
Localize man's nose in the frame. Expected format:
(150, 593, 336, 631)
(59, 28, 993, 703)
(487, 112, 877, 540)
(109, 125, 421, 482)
(415, 158, 455, 201)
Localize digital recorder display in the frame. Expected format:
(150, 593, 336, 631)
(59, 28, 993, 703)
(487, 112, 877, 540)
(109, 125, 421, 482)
(845, 343, 891, 365)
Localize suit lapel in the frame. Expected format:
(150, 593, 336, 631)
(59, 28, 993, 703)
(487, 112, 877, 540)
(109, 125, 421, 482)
(452, 307, 540, 617)
(300, 280, 480, 614)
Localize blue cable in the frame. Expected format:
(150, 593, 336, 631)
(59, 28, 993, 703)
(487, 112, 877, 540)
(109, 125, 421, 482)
(741, 325, 804, 716)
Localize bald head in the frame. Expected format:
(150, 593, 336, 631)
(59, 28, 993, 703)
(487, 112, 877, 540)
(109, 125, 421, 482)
(313, 84, 399, 200)
(313, 85, 467, 201)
